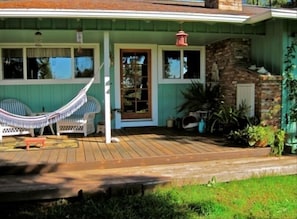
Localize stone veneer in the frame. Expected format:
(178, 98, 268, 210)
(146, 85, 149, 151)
(205, 0, 242, 11)
(206, 38, 282, 128)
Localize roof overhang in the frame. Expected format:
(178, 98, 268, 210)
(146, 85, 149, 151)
(245, 8, 297, 24)
(0, 9, 249, 24)
(0, 8, 296, 24)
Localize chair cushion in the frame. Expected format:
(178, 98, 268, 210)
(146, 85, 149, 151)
(59, 115, 86, 123)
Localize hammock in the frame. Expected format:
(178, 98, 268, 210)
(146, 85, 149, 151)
(0, 77, 94, 129)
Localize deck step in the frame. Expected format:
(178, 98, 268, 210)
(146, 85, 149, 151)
(0, 147, 271, 175)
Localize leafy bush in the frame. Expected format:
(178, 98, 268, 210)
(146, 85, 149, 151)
(228, 125, 286, 155)
(209, 103, 255, 134)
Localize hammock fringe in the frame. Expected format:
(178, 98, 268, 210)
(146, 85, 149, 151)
(0, 77, 94, 129)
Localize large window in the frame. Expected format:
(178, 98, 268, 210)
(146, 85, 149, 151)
(158, 46, 205, 84)
(0, 44, 98, 84)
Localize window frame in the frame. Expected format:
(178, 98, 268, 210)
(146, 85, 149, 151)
(0, 43, 100, 85)
(158, 45, 205, 84)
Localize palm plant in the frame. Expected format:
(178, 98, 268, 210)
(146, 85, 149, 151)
(178, 81, 223, 113)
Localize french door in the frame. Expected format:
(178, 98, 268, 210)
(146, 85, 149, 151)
(120, 49, 151, 120)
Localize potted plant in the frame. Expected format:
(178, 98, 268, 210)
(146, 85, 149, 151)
(209, 102, 251, 134)
(227, 124, 287, 155)
(210, 105, 240, 134)
(247, 125, 275, 147)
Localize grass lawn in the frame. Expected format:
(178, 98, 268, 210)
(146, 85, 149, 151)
(2, 175, 297, 219)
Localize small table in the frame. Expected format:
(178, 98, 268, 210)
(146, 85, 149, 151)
(24, 137, 46, 150)
(36, 112, 56, 136)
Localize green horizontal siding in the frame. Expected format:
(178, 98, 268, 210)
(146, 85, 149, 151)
(0, 18, 265, 35)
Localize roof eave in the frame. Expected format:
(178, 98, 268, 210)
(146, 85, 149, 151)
(0, 9, 249, 23)
(245, 8, 297, 24)
(270, 8, 297, 19)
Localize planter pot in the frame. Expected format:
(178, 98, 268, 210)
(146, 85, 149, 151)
(255, 140, 268, 147)
(284, 145, 293, 154)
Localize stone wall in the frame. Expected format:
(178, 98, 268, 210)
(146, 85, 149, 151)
(205, 0, 242, 11)
(258, 75, 282, 128)
(206, 38, 282, 128)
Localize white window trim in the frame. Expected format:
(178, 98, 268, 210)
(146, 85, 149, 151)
(157, 45, 205, 84)
(0, 43, 100, 85)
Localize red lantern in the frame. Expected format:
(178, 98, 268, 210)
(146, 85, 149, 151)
(176, 30, 188, 46)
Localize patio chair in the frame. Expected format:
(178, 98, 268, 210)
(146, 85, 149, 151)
(56, 96, 101, 137)
(0, 98, 35, 141)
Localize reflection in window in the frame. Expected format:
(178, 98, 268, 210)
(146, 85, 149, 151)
(27, 48, 71, 79)
(163, 51, 181, 79)
(2, 49, 24, 79)
(1, 47, 96, 80)
(163, 50, 200, 79)
(74, 48, 94, 78)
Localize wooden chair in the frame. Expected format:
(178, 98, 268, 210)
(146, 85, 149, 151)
(56, 96, 101, 137)
(0, 99, 35, 141)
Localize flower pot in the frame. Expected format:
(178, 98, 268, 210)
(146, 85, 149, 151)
(255, 140, 268, 147)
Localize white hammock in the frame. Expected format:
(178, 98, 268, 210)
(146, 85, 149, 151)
(0, 77, 94, 129)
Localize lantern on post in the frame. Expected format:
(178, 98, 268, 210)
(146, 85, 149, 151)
(176, 30, 188, 46)
(34, 30, 42, 46)
(76, 29, 83, 44)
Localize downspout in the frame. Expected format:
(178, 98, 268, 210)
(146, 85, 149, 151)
(104, 31, 111, 143)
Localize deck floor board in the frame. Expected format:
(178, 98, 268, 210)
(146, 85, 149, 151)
(0, 127, 272, 175)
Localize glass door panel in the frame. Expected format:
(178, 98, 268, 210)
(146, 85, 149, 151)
(120, 49, 151, 119)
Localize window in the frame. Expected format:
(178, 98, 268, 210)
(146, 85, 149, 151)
(74, 48, 94, 78)
(158, 46, 205, 84)
(26, 48, 72, 79)
(2, 48, 23, 79)
(0, 44, 98, 84)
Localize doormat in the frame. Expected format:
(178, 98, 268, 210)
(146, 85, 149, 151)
(0, 136, 78, 152)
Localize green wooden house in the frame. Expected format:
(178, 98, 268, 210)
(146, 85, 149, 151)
(0, 0, 296, 145)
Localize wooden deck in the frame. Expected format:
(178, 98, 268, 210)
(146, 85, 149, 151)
(0, 127, 271, 175)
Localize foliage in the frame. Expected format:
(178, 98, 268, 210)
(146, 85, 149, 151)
(210, 105, 239, 133)
(271, 129, 286, 156)
(246, 0, 293, 8)
(284, 38, 297, 122)
(247, 125, 276, 147)
(228, 125, 286, 155)
(178, 81, 223, 113)
(2, 175, 297, 219)
(227, 128, 249, 146)
(209, 102, 253, 134)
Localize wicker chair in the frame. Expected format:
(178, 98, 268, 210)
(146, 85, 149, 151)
(0, 99, 35, 141)
(56, 96, 101, 137)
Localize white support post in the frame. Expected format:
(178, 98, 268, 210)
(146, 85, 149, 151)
(104, 31, 111, 143)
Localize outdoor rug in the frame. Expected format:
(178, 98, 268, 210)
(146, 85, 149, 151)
(0, 135, 78, 152)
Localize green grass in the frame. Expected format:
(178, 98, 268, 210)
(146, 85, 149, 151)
(2, 175, 297, 219)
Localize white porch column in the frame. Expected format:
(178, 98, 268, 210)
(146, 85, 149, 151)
(104, 31, 111, 143)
